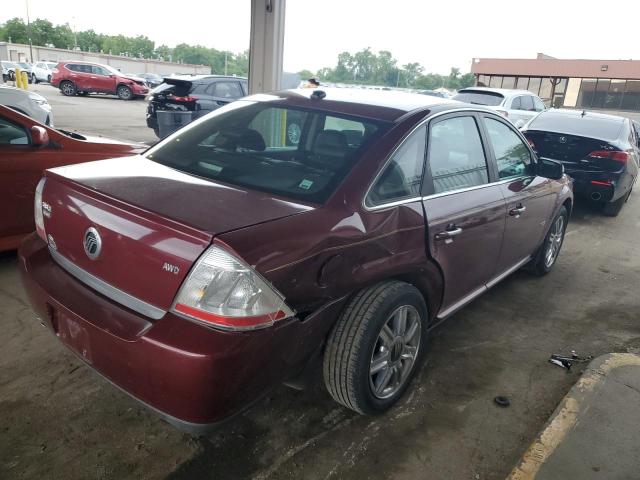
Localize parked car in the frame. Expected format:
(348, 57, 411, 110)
(522, 109, 638, 216)
(0, 84, 53, 125)
(453, 87, 546, 128)
(20, 88, 572, 432)
(0, 105, 146, 252)
(418, 89, 449, 98)
(136, 72, 164, 88)
(15, 62, 34, 82)
(146, 75, 248, 137)
(1, 61, 20, 81)
(31, 61, 58, 83)
(51, 61, 149, 100)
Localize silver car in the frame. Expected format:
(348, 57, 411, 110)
(453, 87, 546, 128)
(0, 85, 53, 125)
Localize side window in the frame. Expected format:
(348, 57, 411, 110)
(0, 116, 29, 145)
(428, 116, 489, 194)
(532, 97, 545, 112)
(366, 127, 426, 207)
(511, 96, 522, 110)
(211, 81, 244, 99)
(484, 117, 532, 179)
(66, 64, 77, 72)
(520, 95, 534, 111)
(92, 66, 108, 75)
(36, 63, 43, 69)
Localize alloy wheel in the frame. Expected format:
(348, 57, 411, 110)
(545, 215, 564, 268)
(369, 305, 422, 399)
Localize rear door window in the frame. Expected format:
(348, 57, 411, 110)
(521, 96, 535, 111)
(0, 116, 29, 145)
(532, 97, 545, 112)
(484, 117, 532, 179)
(511, 97, 522, 110)
(366, 127, 426, 207)
(210, 81, 244, 99)
(427, 116, 489, 194)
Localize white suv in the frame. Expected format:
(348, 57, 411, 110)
(453, 87, 546, 128)
(0, 85, 53, 125)
(31, 61, 58, 84)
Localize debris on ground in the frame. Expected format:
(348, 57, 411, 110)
(548, 351, 593, 370)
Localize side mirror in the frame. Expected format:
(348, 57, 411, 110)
(30, 125, 50, 147)
(537, 157, 564, 180)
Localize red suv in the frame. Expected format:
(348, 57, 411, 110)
(51, 61, 149, 100)
(19, 89, 572, 433)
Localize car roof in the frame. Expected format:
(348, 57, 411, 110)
(458, 87, 535, 97)
(168, 74, 247, 82)
(527, 108, 627, 141)
(247, 88, 463, 122)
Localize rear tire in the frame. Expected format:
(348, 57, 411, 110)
(47, 74, 52, 83)
(117, 85, 133, 100)
(602, 191, 629, 217)
(529, 206, 568, 276)
(323, 281, 428, 415)
(60, 80, 77, 96)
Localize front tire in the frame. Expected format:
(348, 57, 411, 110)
(60, 80, 77, 96)
(529, 206, 568, 276)
(47, 74, 52, 83)
(32, 73, 38, 84)
(117, 85, 133, 100)
(323, 281, 428, 415)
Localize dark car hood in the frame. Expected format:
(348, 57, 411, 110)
(47, 155, 315, 234)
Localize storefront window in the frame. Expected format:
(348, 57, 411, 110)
(539, 78, 553, 104)
(516, 77, 529, 90)
(577, 79, 597, 108)
(552, 78, 568, 108)
(527, 77, 541, 96)
(604, 79, 625, 109)
(621, 80, 640, 110)
(592, 79, 611, 108)
(477, 75, 489, 87)
(501, 76, 515, 89)
(489, 76, 502, 88)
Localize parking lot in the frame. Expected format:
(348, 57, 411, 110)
(0, 85, 638, 479)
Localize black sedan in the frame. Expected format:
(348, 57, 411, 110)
(523, 109, 639, 216)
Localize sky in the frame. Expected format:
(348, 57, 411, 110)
(2, 0, 640, 74)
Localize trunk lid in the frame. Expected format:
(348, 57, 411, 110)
(149, 78, 197, 114)
(525, 130, 625, 173)
(42, 156, 313, 314)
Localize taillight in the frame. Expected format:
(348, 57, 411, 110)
(34, 177, 46, 241)
(587, 150, 629, 164)
(172, 242, 294, 331)
(169, 95, 197, 102)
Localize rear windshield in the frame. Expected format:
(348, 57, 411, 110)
(146, 101, 388, 203)
(528, 112, 624, 141)
(151, 80, 193, 96)
(453, 90, 505, 106)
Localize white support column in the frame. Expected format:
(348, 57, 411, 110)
(248, 0, 286, 94)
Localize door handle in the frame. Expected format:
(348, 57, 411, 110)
(435, 226, 463, 241)
(509, 205, 527, 216)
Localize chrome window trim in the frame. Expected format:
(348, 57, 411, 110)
(49, 248, 166, 320)
(362, 107, 507, 212)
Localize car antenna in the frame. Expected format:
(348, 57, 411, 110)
(581, 110, 587, 117)
(310, 89, 326, 100)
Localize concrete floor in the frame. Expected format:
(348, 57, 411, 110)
(1, 90, 640, 479)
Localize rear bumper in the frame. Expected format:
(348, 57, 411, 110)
(565, 169, 625, 202)
(18, 234, 343, 432)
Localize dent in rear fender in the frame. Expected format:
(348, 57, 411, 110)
(218, 202, 442, 319)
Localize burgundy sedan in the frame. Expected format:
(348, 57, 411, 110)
(19, 89, 573, 432)
(0, 105, 146, 252)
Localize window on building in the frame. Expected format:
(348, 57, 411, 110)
(527, 77, 542, 96)
(539, 78, 552, 104)
(501, 77, 516, 89)
(592, 79, 611, 108)
(605, 79, 625, 109)
(552, 78, 568, 108)
(477, 75, 489, 87)
(489, 76, 502, 88)
(577, 79, 597, 108)
(516, 77, 529, 90)
(622, 80, 640, 111)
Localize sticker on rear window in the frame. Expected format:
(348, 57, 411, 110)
(298, 179, 313, 190)
(198, 162, 223, 173)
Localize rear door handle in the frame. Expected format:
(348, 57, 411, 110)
(435, 226, 463, 241)
(509, 205, 527, 216)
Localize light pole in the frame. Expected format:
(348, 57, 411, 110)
(25, 0, 34, 62)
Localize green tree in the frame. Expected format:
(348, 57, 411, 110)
(51, 24, 75, 49)
(76, 29, 103, 52)
(2, 18, 28, 44)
